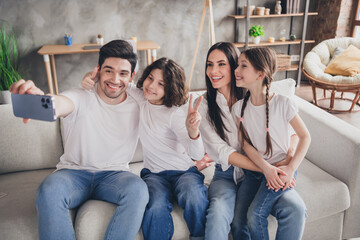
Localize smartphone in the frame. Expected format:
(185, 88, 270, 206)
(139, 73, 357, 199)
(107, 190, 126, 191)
(11, 94, 57, 122)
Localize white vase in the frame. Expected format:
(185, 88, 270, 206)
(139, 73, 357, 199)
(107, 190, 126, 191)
(0, 90, 11, 104)
(252, 36, 261, 44)
(96, 37, 104, 45)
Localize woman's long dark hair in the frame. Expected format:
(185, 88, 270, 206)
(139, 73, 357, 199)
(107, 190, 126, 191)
(205, 42, 245, 143)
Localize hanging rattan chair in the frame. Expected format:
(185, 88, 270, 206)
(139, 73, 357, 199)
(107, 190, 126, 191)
(302, 37, 360, 113)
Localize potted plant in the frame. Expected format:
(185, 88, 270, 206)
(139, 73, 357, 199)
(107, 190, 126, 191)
(0, 22, 22, 104)
(249, 25, 265, 44)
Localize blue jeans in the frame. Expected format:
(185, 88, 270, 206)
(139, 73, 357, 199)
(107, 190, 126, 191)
(205, 165, 306, 240)
(141, 167, 208, 240)
(205, 164, 237, 240)
(35, 169, 149, 240)
(232, 170, 306, 240)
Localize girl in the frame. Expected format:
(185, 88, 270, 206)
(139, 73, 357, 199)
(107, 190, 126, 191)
(232, 47, 311, 240)
(198, 42, 306, 240)
(82, 57, 208, 240)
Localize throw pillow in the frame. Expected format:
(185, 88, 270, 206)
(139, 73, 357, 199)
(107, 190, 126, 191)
(325, 45, 360, 77)
(270, 78, 296, 97)
(332, 46, 345, 60)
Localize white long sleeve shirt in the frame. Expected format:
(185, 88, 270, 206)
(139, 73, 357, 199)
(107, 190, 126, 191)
(128, 84, 205, 173)
(197, 92, 244, 181)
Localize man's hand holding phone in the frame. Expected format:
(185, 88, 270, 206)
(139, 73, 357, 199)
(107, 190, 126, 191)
(10, 79, 44, 96)
(10, 79, 76, 123)
(10, 80, 48, 123)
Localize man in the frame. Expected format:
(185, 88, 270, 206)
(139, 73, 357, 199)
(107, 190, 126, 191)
(9, 40, 149, 240)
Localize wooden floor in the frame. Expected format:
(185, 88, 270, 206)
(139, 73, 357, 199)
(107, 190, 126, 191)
(295, 82, 360, 130)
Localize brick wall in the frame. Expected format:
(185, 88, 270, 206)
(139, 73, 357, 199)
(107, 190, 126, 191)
(336, 0, 355, 37)
(313, 0, 356, 44)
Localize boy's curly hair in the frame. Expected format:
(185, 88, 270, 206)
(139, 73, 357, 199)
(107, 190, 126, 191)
(137, 57, 188, 107)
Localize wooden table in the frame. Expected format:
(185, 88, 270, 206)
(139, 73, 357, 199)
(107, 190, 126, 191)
(38, 41, 160, 94)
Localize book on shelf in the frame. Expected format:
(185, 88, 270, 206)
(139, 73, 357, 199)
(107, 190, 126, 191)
(293, 0, 299, 13)
(281, 0, 301, 14)
(281, 0, 289, 14)
(295, 0, 300, 13)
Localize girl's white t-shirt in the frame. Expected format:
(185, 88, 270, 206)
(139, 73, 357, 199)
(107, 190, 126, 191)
(57, 86, 140, 171)
(128, 84, 205, 173)
(233, 94, 298, 165)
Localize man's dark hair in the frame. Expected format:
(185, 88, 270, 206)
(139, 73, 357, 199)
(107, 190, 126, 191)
(98, 40, 137, 73)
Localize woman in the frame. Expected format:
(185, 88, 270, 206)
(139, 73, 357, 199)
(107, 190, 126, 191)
(197, 42, 307, 240)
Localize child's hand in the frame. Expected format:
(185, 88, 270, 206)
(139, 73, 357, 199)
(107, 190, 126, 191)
(275, 149, 294, 167)
(186, 95, 203, 139)
(195, 153, 213, 171)
(263, 164, 287, 190)
(277, 165, 296, 191)
(271, 176, 296, 192)
(81, 66, 98, 90)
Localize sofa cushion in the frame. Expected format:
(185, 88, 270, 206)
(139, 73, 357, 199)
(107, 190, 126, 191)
(74, 161, 215, 240)
(270, 78, 295, 97)
(75, 200, 190, 240)
(0, 169, 54, 240)
(295, 95, 360, 238)
(74, 162, 191, 240)
(72, 158, 349, 240)
(295, 159, 350, 222)
(0, 104, 63, 174)
(0, 157, 350, 240)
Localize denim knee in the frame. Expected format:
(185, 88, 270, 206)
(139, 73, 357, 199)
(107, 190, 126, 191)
(122, 177, 149, 205)
(276, 196, 307, 222)
(247, 199, 270, 232)
(180, 185, 207, 204)
(35, 182, 48, 209)
(36, 177, 64, 209)
(246, 207, 259, 231)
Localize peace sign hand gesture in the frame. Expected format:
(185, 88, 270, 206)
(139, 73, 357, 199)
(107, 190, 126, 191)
(186, 94, 203, 139)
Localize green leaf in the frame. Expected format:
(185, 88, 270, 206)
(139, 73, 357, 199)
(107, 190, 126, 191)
(0, 21, 21, 90)
(249, 25, 265, 37)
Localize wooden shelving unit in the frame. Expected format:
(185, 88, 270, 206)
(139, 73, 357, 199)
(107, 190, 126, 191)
(278, 64, 299, 72)
(231, 0, 317, 85)
(233, 39, 315, 48)
(229, 12, 318, 19)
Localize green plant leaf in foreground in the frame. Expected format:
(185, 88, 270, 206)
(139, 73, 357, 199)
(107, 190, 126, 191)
(0, 22, 22, 91)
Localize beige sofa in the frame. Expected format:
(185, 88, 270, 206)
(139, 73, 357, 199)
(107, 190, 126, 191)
(1, 80, 359, 240)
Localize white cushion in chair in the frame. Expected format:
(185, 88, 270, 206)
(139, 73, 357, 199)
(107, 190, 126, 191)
(303, 37, 360, 84)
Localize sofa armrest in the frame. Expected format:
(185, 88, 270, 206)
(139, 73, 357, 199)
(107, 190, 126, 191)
(294, 95, 360, 239)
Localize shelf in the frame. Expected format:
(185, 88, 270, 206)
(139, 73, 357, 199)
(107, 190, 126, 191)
(233, 39, 315, 48)
(229, 12, 318, 19)
(230, 0, 316, 84)
(278, 64, 299, 72)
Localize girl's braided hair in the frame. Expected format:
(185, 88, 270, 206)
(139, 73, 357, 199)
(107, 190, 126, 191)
(239, 47, 277, 157)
